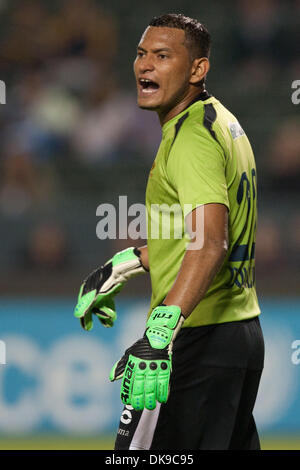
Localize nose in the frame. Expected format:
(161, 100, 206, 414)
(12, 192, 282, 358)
(137, 55, 155, 74)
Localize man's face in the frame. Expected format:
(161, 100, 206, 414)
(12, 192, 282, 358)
(134, 26, 193, 115)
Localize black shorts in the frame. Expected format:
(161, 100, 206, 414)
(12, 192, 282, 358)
(114, 316, 265, 450)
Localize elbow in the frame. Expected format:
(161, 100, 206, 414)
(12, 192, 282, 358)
(206, 238, 228, 265)
(219, 240, 229, 264)
(188, 234, 229, 265)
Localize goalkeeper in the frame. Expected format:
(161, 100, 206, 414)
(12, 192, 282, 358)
(74, 14, 264, 450)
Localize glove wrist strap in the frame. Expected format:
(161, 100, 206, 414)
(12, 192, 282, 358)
(146, 305, 184, 351)
(110, 247, 147, 281)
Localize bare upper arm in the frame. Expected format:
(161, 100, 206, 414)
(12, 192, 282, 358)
(185, 203, 229, 252)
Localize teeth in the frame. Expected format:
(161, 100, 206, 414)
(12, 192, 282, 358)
(139, 77, 159, 94)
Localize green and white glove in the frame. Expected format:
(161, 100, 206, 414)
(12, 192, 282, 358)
(73, 247, 147, 330)
(110, 305, 184, 411)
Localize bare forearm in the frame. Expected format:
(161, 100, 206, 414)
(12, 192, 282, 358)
(138, 244, 149, 271)
(163, 243, 227, 318)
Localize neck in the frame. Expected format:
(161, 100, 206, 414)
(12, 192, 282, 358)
(158, 86, 206, 126)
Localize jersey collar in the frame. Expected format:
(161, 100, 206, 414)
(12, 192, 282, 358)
(162, 90, 212, 134)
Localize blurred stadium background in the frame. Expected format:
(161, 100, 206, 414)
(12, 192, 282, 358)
(0, 0, 299, 450)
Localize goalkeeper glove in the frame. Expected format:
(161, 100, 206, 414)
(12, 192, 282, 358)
(74, 247, 147, 330)
(109, 305, 184, 411)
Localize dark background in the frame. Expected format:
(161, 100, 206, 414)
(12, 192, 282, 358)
(0, 0, 299, 450)
(0, 0, 299, 296)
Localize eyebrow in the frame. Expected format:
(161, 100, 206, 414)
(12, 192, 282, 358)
(137, 46, 173, 54)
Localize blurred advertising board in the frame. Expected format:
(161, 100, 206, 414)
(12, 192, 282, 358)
(0, 297, 299, 435)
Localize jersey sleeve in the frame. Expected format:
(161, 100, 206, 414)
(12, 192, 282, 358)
(166, 123, 230, 213)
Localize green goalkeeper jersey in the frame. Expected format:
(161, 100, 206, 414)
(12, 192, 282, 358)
(145, 92, 260, 327)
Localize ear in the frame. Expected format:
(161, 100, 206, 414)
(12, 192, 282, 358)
(190, 58, 210, 85)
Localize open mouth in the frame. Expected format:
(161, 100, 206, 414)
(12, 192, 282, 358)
(139, 78, 160, 94)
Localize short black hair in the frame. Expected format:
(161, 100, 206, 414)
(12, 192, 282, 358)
(149, 13, 211, 60)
